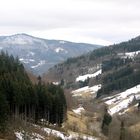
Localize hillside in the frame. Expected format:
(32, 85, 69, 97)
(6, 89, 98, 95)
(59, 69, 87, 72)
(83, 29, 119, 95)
(43, 36, 140, 140)
(44, 35, 140, 93)
(1, 35, 140, 140)
(0, 33, 102, 75)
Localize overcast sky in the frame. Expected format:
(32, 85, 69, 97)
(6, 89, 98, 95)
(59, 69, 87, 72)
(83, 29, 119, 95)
(0, 0, 140, 45)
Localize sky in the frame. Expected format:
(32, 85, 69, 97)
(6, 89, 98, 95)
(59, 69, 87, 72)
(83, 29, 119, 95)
(0, 0, 140, 45)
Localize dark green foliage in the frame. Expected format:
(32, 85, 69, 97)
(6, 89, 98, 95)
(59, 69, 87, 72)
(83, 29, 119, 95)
(112, 37, 140, 52)
(90, 37, 140, 61)
(102, 57, 132, 72)
(102, 66, 133, 84)
(65, 57, 78, 64)
(60, 79, 64, 86)
(89, 47, 113, 60)
(120, 121, 125, 140)
(102, 109, 112, 128)
(78, 78, 89, 88)
(97, 66, 140, 97)
(138, 101, 140, 110)
(95, 37, 140, 97)
(0, 92, 9, 132)
(35, 82, 67, 125)
(0, 51, 67, 131)
(102, 108, 112, 135)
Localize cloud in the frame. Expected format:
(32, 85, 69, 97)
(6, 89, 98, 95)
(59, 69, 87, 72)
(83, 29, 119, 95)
(0, 0, 140, 45)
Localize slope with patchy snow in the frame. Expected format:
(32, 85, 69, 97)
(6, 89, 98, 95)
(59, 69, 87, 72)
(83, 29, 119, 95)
(15, 124, 99, 140)
(15, 131, 44, 140)
(103, 84, 140, 115)
(72, 84, 101, 98)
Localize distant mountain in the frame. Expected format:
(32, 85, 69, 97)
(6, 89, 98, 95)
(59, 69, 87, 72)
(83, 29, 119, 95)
(0, 33, 102, 75)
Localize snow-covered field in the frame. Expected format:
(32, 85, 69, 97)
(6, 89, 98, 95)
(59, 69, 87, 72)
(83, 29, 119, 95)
(76, 69, 102, 82)
(103, 84, 140, 115)
(72, 85, 101, 98)
(15, 125, 99, 140)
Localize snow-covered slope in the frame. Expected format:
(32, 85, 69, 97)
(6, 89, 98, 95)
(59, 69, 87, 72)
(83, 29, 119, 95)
(103, 84, 140, 115)
(76, 69, 102, 82)
(0, 34, 102, 75)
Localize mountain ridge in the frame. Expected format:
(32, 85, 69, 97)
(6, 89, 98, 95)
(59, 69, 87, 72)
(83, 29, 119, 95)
(0, 33, 102, 75)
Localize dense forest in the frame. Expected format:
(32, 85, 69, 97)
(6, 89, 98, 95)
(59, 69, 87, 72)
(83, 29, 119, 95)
(0, 51, 67, 132)
(97, 55, 140, 97)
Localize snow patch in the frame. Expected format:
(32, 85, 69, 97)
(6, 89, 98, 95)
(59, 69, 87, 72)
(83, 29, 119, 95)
(3, 35, 34, 45)
(104, 84, 140, 115)
(52, 82, 60, 85)
(55, 47, 67, 53)
(59, 40, 66, 44)
(28, 51, 35, 56)
(42, 125, 98, 140)
(118, 50, 140, 59)
(15, 124, 99, 140)
(2, 34, 48, 49)
(15, 131, 44, 140)
(31, 60, 46, 69)
(90, 85, 102, 94)
(29, 59, 35, 62)
(72, 85, 101, 98)
(15, 132, 23, 140)
(19, 58, 35, 64)
(72, 86, 89, 93)
(76, 70, 102, 82)
(72, 106, 85, 115)
(109, 96, 134, 115)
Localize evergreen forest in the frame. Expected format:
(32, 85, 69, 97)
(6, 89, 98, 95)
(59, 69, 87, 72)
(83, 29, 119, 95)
(0, 51, 67, 132)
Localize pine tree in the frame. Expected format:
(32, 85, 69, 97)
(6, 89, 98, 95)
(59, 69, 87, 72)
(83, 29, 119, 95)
(102, 107, 112, 136)
(120, 121, 125, 140)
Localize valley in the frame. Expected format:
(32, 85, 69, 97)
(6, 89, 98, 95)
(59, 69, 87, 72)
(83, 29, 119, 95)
(43, 35, 140, 140)
(0, 0, 140, 139)
(0, 35, 140, 140)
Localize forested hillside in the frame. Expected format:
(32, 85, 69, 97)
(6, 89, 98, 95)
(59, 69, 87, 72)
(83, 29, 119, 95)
(45, 36, 140, 97)
(97, 55, 140, 97)
(42, 36, 140, 140)
(0, 51, 66, 133)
